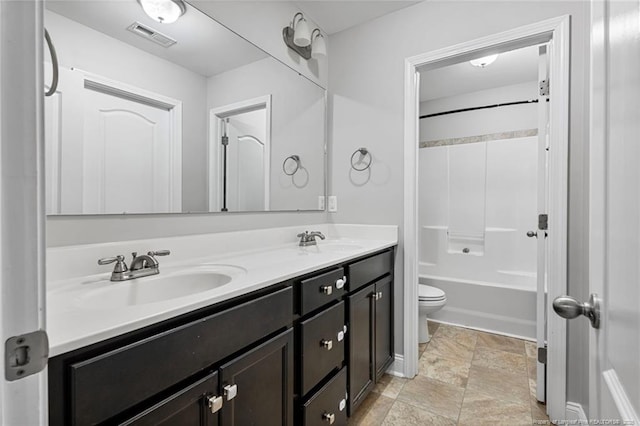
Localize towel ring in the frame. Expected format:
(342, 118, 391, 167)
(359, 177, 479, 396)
(350, 148, 372, 171)
(283, 155, 301, 176)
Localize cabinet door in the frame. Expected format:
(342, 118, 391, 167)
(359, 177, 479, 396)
(347, 283, 374, 415)
(219, 329, 294, 426)
(121, 371, 219, 426)
(374, 276, 393, 380)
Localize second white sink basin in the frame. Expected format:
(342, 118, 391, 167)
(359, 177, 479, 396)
(75, 265, 246, 309)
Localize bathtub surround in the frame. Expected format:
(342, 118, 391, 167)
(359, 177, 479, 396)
(420, 128, 538, 148)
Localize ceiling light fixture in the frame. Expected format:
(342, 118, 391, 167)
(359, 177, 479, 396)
(469, 54, 499, 68)
(283, 12, 325, 60)
(138, 0, 186, 24)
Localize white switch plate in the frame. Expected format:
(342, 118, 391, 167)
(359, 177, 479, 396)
(328, 196, 337, 212)
(318, 195, 325, 210)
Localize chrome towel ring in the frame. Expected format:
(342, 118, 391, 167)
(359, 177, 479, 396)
(350, 148, 371, 171)
(44, 29, 59, 97)
(283, 155, 301, 176)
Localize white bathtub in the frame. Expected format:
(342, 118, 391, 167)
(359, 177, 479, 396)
(419, 226, 538, 340)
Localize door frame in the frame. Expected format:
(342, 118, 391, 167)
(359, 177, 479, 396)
(208, 95, 272, 212)
(402, 15, 570, 420)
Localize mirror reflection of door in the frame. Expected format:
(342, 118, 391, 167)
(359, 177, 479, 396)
(209, 96, 271, 212)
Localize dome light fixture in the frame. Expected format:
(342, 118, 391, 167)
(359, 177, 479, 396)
(138, 0, 186, 24)
(282, 12, 326, 60)
(470, 54, 499, 68)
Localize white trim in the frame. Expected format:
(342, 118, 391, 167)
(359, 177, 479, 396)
(588, 0, 607, 420)
(72, 68, 183, 213)
(0, 0, 48, 422)
(565, 402, 588, 422)
(602, 370, 640, 424)
(208, 95, 272, 212)
(403, 15, 570, 419)
(385, 354, 405, 378)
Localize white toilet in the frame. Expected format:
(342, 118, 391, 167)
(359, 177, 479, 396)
(418, 284, 447, 343)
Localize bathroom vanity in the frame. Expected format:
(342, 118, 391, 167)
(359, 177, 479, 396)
(46, 225, 397, 425)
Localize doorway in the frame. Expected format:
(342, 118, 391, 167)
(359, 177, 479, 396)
(418, 42, 549, 403)
(403, 16, 570, 421)
(209, 95, 271, 212)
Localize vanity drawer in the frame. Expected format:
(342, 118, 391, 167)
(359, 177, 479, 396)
(300, 301, 346, 396)
(69, 286, 292, 425)
(300, 267, 346, 315)
(347, 250, 393, 292)
(302, 367, 347, 426)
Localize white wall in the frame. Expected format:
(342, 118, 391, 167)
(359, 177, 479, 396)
(192, 1, 328, 89)
(420, 81, 538, 141)
(207, 58, 325, 211)
(328, 0, 590, 409)
(45, 10, 209, 212)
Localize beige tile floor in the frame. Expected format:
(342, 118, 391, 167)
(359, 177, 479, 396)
(348, 322, 550, 426)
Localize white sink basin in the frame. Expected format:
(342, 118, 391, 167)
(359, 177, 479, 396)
(74, 265, 246, 309)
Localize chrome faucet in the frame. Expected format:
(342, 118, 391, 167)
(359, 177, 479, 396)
(98, 250, 170, 281)
(297, 231, 326, 247)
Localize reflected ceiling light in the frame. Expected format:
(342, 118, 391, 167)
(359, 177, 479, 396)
(470, 54, 499, 68)
(282, 13, 326, 61)
(138, 0, 186, 24)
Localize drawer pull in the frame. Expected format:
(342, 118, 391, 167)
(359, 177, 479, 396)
(224, 384, 238, 401)
(374, 291, 383, 301)
(207, 395, 223, 414)
(321, 285, 333, 295)
(335, 276, 346, 289)
(337, 330, 344, 342)
(321, 339, 333, 351)
(323, 412, 336, 424)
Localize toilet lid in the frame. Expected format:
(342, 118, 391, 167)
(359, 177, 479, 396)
(419, 285, 446, 300)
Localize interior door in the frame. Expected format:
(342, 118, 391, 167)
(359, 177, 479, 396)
(535, 43, 550, 404)
(589, 0, 640, 423)
(82, 88, 173, 214)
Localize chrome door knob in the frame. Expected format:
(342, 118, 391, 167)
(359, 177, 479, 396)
(552, 294, 600, 329)
(527, 231, 538, 238)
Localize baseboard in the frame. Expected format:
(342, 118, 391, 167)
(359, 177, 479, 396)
(386, 354, 405, 377)
(565, 402, 587, 422)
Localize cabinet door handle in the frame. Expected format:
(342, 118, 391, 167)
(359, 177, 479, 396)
(224, 384, 238, 401)
(335, 276, 346, 289)
(321, 285, 333, 295)
(323, 412, 336, 424)
(207, 395, 223, 414)
(321, 339, 333, 350)
(375, 291, 383, 301)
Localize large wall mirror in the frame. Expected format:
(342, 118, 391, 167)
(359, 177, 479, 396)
(44, 1, 326, 215)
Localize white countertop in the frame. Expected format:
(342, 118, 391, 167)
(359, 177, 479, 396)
(47, 224, 397, 357)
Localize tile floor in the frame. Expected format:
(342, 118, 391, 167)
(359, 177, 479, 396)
(348, 322, 550, 426)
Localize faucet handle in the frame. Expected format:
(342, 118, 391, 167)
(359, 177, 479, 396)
(148, 250, 170, 257)
(98, 255, 128, 273)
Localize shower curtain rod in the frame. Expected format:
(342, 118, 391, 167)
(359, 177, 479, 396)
(420, 99, 541, 119)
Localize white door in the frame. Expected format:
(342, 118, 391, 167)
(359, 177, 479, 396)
(588, 0, 640, 423)
(82, 89, 174, 214)
(535, 43, 550, 404)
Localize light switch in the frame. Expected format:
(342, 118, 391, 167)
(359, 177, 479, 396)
(328, 195, 337, 212)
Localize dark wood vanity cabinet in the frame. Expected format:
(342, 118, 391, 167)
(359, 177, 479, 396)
(48, 247, 395, 425)
(346, 252, 395, 415)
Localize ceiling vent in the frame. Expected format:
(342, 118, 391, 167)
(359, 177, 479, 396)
(126, 21, 177, 48)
